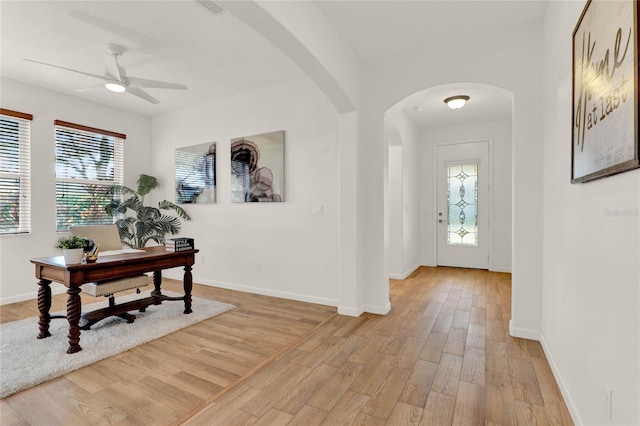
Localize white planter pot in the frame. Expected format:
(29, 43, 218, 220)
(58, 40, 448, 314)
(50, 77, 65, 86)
(63, 248, 84, 264)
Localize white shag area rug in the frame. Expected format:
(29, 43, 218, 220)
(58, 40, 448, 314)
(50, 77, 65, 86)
(0, 291, 234, 399)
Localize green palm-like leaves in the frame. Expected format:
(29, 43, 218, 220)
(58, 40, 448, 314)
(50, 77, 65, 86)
(136, 174, 158, 197)
(104, 174, 191, 248)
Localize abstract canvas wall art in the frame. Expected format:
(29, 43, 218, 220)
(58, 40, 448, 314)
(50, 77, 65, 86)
(231, 130, 284, 202)
(175, 142, 216, 204)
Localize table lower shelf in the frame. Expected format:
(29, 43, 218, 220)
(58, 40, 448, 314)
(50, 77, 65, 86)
(80, 293, 187, 330)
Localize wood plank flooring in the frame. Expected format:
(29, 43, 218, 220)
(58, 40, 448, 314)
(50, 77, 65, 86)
(0, 267, 574, 425)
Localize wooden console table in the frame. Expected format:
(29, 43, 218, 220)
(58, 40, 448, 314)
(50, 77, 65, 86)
(30, 246, 198, 354)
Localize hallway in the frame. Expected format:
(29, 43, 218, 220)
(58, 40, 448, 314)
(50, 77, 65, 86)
(185, 267, 573, 425)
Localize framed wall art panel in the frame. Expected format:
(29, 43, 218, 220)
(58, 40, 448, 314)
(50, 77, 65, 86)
(230, 130, 284, 203)
(571, 0, 639, 183)
(175, 142, 216, 204)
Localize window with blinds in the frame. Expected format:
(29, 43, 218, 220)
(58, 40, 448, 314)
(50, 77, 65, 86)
(0, 109, 32, 235)
(54, 120, 125, 231)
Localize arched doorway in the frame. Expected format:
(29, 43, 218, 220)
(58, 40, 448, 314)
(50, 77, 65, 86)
(384, 82, 514, 276)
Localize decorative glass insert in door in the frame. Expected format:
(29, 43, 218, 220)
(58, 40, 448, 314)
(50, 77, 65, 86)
(447, 163, 478, 246)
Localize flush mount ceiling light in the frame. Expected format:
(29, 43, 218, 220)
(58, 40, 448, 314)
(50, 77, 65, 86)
(105, 80, 126, 93)
(444, 95, 470, 109)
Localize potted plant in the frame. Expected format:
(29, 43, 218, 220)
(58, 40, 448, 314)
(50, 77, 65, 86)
(56, 235, 89, 264)
(104, 174, 191, 248)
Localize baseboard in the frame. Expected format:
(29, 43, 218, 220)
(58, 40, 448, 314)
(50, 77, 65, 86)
(337, 305, 363, 317)
(389, 262, 421, 280)
(415, 262, 510, 273)
(509, 320, 541, 340)
(364, 302, 391, 315)
(1, 284, 66, 306)
(166, 272, 393, 318)
(388, 273, 405, 280)
(165, 272, 339, 309)
(539, 333, 582, 425)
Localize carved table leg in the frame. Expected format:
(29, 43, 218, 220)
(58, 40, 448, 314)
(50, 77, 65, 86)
(37, 279, 52, 339)
(152, 270, 162, 296)
(66, 286, 82, 354)
(183, 264, 193, 314)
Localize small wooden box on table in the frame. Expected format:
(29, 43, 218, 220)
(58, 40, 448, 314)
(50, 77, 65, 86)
(30, 246, 198, 354)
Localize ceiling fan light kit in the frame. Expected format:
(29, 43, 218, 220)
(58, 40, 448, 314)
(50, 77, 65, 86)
(444, 95, 470, 109)
(105, 80, 126, 93)
(23, 44, 187, 104)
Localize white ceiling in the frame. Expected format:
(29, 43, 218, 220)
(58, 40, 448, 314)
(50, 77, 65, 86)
(0, 0, 547, 126)
(0, 0, 304, 117)
(392, 83, 514, 128)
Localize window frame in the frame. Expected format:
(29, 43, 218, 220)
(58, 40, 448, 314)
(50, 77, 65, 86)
(54, 120, 125, 232)
(0, 108, 33, 235)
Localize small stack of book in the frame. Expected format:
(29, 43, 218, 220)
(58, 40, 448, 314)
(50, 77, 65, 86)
(165, 237, 195, 252)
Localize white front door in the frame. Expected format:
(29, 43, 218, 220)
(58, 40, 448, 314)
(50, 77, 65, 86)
(436, 141, 490, 269)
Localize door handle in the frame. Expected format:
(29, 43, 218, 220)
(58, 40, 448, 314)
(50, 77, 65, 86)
(438, 219, 445, 223)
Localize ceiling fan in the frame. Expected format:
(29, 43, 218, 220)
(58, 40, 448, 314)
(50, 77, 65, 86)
(24, 44, 187, 104)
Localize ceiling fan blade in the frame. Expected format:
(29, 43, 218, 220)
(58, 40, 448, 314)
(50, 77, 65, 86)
(73, 84, 105, 93)
(126, 87, 159, 104)
(103, 53, 122, 82)
(23, 58, 104, 80)
(127, 76, 187, 90)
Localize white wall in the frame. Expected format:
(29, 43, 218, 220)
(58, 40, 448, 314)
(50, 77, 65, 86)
(151, 78, 341, 307)
(541, 2, 640, 424)
(402, 116, 420, 278)
(0, 77, 152, 304)
(361, 21, 543, 333)
(388, 143, 404, 276)
(420, 120, 512, 272)
(386, 112, 421, 279)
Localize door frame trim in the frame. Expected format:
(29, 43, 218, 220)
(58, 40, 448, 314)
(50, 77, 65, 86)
(433, 138, 494, 268)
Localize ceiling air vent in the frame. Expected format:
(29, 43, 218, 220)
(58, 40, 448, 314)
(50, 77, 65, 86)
(196, 0, 224, 15)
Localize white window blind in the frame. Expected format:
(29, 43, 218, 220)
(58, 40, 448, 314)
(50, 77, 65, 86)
(0, 109, 32, 235)
(54, 120, 125, 231)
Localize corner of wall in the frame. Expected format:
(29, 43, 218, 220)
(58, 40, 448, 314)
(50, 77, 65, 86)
(337, 305, 364, 317)
(362, 302, 391, 316)
(388, 262, 420, 280)
(508, 319, 541, 341)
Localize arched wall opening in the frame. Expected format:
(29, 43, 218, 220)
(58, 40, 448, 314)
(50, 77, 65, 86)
(383, 82, 514, 281)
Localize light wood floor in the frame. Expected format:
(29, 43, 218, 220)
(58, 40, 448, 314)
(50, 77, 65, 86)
(0, 267, 573, 425)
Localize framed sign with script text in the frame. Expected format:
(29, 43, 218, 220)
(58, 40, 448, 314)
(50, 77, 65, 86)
(572, 0, 639, 183)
